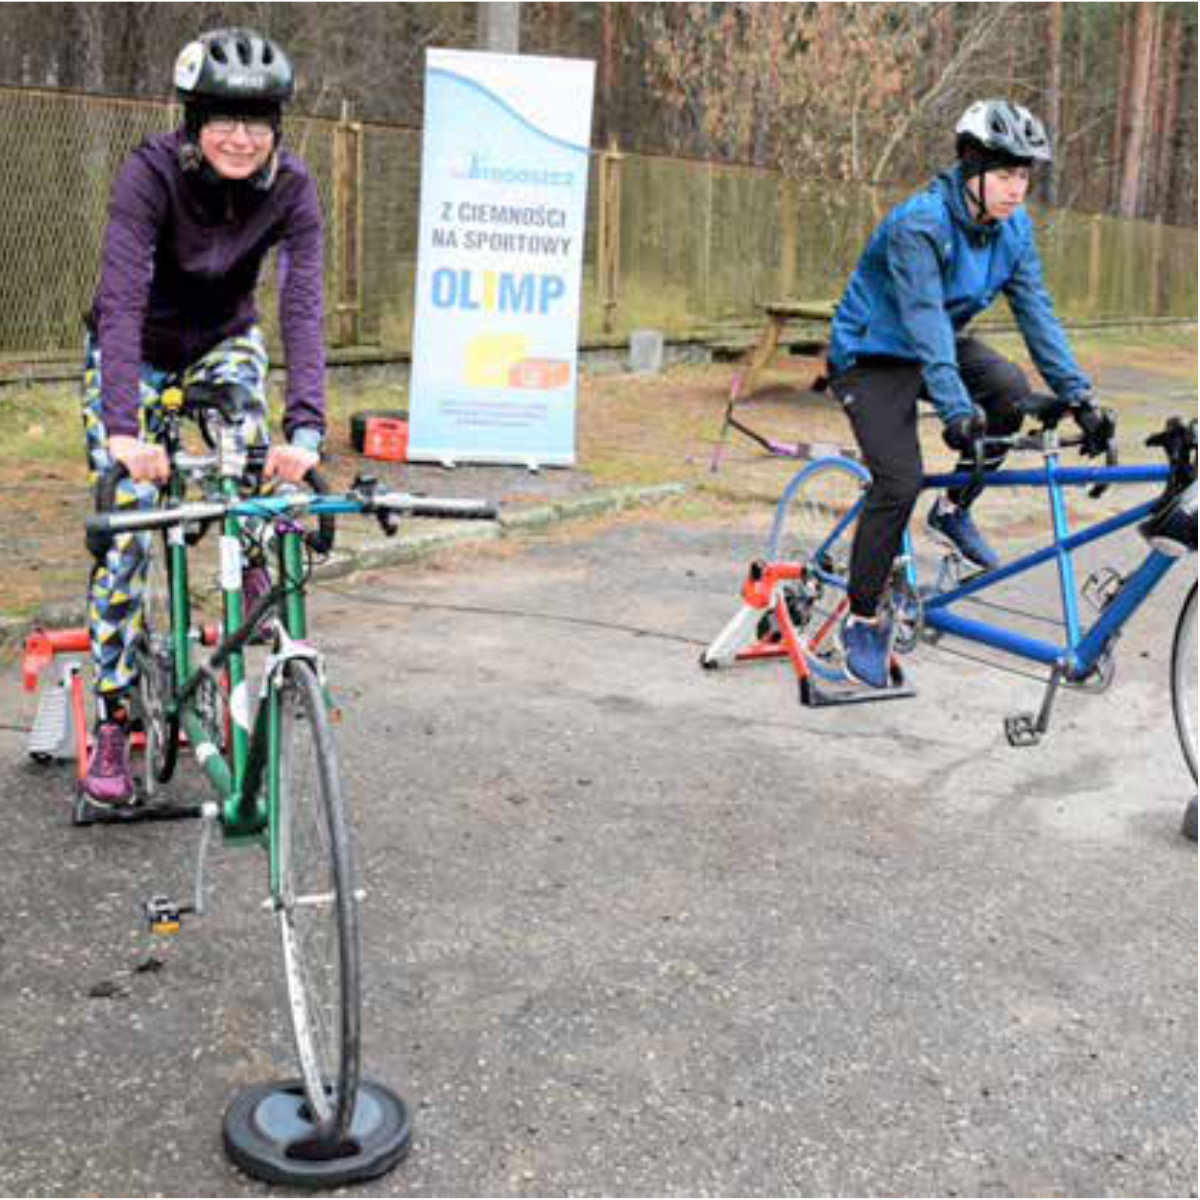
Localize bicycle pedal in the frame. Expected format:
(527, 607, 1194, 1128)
(1004, 713, 1042, 747)
(145, 895, 194, 936)
(1082, 567, 1124, 612)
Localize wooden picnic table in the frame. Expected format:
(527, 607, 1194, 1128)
(729, 299, 836, 404)
(710, 299, 837, 470)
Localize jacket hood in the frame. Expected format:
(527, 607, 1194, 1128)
(936, 165, 1001, 245)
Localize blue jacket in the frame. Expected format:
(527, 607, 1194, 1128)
(828, 166, 1092, 423)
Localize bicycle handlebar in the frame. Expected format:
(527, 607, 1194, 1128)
(85, 488, 500, 537)
(954, 397, 1121, 503)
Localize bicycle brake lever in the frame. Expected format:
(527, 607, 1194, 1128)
(1088, 440, 1118, 499)
(348, 473, 400, 537)
(955, 437, 988, 510)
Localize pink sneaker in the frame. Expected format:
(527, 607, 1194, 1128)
(82, 721, 134, 806)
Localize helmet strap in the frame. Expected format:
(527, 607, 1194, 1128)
(963, 168, 993, 222)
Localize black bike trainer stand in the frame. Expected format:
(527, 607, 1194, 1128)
(223, 1079, 412, 1188)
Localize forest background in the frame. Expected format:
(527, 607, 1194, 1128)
(1, 1, 1195, 228)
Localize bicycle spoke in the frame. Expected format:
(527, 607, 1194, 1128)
(766, 459, 868, 657)
(274, 660, 360, 1139)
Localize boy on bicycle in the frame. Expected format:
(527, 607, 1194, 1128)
(82, 29, 326, 806)
(828, 99, 1110, 688)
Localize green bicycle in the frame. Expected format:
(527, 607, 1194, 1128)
(85, 382, 497, 1186)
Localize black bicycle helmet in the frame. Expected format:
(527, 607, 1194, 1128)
(955, 99, 1052, 170)
(174, 28, 294, 108)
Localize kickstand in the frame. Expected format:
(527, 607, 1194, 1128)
(1005, 665, 1063, 747)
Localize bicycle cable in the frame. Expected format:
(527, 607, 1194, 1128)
(921, 637, 1060, 685)
(311, 579, 710, 648)
(956, 593, 1065, 629)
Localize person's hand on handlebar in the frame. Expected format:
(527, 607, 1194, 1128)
(1070, 393, 1117, 458)
(942, 405, 987, 454)
(265, 443, 320, 485)
(107, 435, 170, 484)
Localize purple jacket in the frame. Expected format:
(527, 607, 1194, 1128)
(90, 129, 326, 443)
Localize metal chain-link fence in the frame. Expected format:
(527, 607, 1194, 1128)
(0, 84, 1195, 369)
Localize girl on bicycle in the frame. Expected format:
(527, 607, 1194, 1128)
(828, 100, 1107, 688)
(82, 28, 327, 806)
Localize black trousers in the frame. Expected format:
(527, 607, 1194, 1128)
(829, 338, 1030, 618)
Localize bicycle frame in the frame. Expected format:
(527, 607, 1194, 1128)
(920, 464, 1177, 680)
(163, 480, 316, 857)
(803, 453, 1178, 682)
(77, 404, 496, 1171)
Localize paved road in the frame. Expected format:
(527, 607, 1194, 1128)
(0, 512, 1195, 1197)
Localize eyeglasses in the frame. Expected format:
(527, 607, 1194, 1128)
(204, 118, 275, 142)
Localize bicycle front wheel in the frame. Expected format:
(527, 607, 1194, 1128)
(1171, 581, 1197, 783)
(275, 659, 361, 1141)
(765, 457, 869, 647)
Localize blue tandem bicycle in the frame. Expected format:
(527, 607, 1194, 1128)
(702, 405, 1197, 784)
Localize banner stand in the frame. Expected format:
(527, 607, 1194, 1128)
(408, 50, 597, 469)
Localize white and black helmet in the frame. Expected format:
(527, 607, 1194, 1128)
(955, 100, 1052, 166)
(174, 28, 294, 108)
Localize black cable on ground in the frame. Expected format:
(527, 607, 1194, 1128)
(313, 579, 710, 647)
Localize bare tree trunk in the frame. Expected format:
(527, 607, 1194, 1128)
(931, 5, 954, 86)
(480, 3, 520, 54)
(1110, 4, 1133, 208)
(1140, 4, 1165, 215)
(1156, 14, 1185, 220)
(600, 3, 618, 142)
(1044, 2, 1064, 205)
(68, 3, 106, 91)
(1162, 18, 1193, 225)
(1118, 2, 1156, 218)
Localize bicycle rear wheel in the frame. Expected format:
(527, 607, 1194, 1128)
(275, 658, 361, 1142)
(765, 457, 869, 652)
(1171, 581, 1197, 783)
(135, 529, 179, 794)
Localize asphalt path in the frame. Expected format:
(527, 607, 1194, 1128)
(0, 512, 1195, 1197)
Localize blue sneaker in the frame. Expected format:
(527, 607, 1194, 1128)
(928, 499, 999, 571)
(841, 615, 892, 689)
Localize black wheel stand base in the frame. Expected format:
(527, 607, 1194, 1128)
(72, 788, 201, 827)
(223, 1079, 412, 1188)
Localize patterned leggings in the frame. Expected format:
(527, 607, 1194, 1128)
(82, 328, 271, 699)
